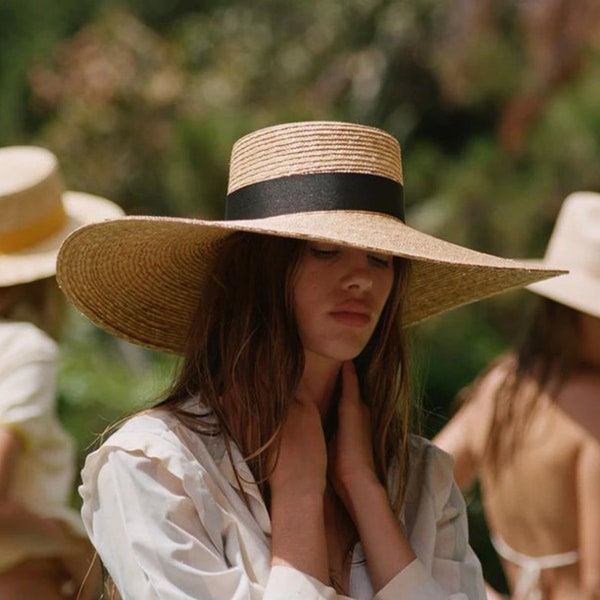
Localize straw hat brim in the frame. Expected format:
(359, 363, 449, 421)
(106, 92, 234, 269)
(524, 259, 600, 319)
(57, 211, 564, 354)
(0, 191, 124, 286)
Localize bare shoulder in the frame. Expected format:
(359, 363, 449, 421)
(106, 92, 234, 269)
(434, 356, 515, 442)
(556, 369, 600, 441)
(459, 355, 514, 415)
(433, 355, 515, 488)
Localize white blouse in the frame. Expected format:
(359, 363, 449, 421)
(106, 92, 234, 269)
(0, 320, 86, 570)
(80, 406, 485, 600)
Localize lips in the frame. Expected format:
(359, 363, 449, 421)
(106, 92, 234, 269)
(330, 311, 371, 327)
(329, 300, 373, 327)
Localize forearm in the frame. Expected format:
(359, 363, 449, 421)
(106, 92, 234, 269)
(270, 490, 329, 585)
(343, 474, 415, 591)
(0, 498, 77, 553)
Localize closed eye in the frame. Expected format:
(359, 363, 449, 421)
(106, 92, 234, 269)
(368, 254, 391, 268)
(309, 246, 340, 259)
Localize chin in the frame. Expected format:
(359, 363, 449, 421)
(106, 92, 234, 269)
(303, 334, 372, 364)
(318, 343, 368, 363)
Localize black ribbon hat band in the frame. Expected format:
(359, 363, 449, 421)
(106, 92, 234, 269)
(225, 172, 405, 221)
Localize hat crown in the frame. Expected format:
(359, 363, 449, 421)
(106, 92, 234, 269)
(227, 121, 403, 194)
(545, 192, 600, 278)
(0, 146, 67, 252)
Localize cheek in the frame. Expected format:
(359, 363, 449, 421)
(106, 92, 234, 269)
(293, 261, 325, 306)
(294, 283, 321, 320)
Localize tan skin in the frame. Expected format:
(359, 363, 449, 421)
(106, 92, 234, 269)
(0, 428, 102, 600)
(0, 284, 101, 600)
(269, 243, 416, 594)
(434, 311, 600, 600)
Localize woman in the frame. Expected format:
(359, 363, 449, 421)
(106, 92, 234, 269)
(434, 192, 600, 600)
(0, 145, 123, 599)
(56, 121, 560, 600)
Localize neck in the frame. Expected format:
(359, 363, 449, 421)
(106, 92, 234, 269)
(297, 352, 342, 421)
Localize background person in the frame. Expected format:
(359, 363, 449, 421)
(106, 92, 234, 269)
(57, 121, 560, 600)
(434, 192, 600, 600)
(0, 146, 124, 599)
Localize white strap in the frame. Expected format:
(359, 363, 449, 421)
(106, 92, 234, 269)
(491, 535, 579, 600)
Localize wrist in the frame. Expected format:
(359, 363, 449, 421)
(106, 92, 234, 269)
(270, 487, 324, 515)
(270, 490, 328, 584)
(339, 473, 387, 521)
(338, 469, 382, 499)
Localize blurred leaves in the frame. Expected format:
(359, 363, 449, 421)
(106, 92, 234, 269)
(57, 308, 178, 470)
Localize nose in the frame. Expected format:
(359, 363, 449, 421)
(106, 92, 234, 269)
(341, 253, 373, 291)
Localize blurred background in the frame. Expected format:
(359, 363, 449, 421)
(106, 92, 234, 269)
(2, 0, 600, 592)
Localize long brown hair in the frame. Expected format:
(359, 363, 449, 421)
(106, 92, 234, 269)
(158, 231, 414, 510)
(481, 298, 580, 474)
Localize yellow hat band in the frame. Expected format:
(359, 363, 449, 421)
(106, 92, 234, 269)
(0, 204, 67, 253)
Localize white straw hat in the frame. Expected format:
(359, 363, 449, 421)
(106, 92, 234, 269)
(0, 146, 124, 287)
(526, 191, 600, 318)
(57, 121, 563, 353)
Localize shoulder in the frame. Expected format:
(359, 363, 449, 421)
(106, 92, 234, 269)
(446, 355, 515, 437)
(0, 320, 58, 366)
(86, 410, 195, 463)
(556, 369, 600, 440)
(466, 355, 514, 407)
(81, 409, 224, 483)
(79, 408, 234, 532)
(433, 357, 514, 452)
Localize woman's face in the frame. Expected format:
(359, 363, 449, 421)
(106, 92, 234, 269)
(293, 242, 395, 365)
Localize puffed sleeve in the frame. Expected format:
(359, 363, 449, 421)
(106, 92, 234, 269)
(81, 431, 340, 600)
(373, 439, 485, 600)
(0, 322, 59, 442)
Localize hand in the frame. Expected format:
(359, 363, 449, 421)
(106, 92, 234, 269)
(329, 361, 379, 510)
(269, 398, 327, 500)
(328, 362, 416, 591)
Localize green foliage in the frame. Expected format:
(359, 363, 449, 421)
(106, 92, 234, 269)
(0, 0, 101, 141)
(56, 309, 178, 479)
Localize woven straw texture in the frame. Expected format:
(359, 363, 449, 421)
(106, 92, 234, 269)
(228, 121, 402, 193)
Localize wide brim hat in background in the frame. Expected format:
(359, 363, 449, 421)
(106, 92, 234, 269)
(525, 191, 600, 319)
(57, 121, 564, 354)
(0, 146, 124, 287)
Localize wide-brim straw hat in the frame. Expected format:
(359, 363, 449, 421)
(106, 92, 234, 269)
(57, 121, 563, 354)
(525, 191, 600, 318)
(0, 146, 124, 287)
